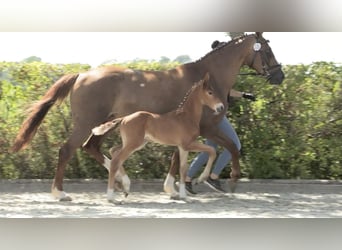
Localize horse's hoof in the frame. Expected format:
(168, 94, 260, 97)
(52, 187, 72, 201)
(108, 199, 124, 205)
(228, 179, 238, 193)
(59, 196, 72, 202)
(164, 182, 177, 195)
(181, 197, 193, 203)
(170, 195, 180, 200)
(124, 192, 129, 198)
(170, 194, 191, 202)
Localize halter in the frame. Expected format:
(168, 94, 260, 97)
(240, 36, 282, 80)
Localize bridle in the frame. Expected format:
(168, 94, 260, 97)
(240, 36, 282, 80)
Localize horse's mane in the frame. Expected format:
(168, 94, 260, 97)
(175, 80, 202, 114)
(191, 33, 252, 64)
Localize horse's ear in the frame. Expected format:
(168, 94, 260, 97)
(256, 32, 263, 38)
(204, 72, 210, 82)
(202, 72, 210, 89)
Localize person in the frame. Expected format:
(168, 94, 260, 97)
(184, 40, 256, 194)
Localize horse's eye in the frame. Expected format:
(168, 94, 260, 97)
(208, 91, 213, 95)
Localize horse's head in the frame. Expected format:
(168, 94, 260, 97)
(245, 32, 285, 85)
(200, 73, 224, 115)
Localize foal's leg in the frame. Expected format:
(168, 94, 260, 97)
(107, 138, 145, 203)
(163, 149, 179, 196)
(183, 141, 216, 183)
(177, 148, 189, 199)
(107, 147, 127, 203)
(83, 134, 131, 195)
(109, 145, 130, 194)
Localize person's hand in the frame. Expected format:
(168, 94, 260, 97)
(242, 92, 256, 101)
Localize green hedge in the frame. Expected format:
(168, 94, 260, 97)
(0, 61, 341, 180)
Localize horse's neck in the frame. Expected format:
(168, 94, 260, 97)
(188, 37, 254, 96)
(164, 37, 254, 108)
(178, 86, 204, 125)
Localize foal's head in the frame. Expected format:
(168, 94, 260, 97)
(199, 73, 224, 115)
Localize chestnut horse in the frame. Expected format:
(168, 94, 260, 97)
(89, 73, 224, 202)
(11, 32, 284, 201)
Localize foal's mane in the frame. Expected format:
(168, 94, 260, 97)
(176, 80, 202, 114)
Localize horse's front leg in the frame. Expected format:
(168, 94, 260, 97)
(207, 131, 240, 192)
(177, 148, 189, 200)
(163, 149, 179, 197)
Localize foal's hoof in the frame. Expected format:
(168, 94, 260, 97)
(228, 179, 238, 193)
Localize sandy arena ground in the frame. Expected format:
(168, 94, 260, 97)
(0, 179, 341, 218)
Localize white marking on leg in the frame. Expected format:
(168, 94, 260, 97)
(51, 187, 71, 201)
(178, 148, 189, 199)
(103, 156, 111, 171)
(107, 188, 115, 201)
(179, 183, 187, 199)
(107, 188, 124, 204)
(121, 174, 131, 194)
(163, 173, 176, 195)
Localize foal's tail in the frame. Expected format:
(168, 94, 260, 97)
(10, 73, 79, 152)
(82, 118, 123, 148)
(92, 118, 123, 136)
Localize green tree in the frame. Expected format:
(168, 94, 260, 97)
(159, 56, 170, 64)
(22, 56, 42, 63)
(173, 55, 191, 63)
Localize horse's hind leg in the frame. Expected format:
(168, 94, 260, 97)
(52, 130, 87, 201)
(208, 132, 240, 192)
(82, 134, 131, 195)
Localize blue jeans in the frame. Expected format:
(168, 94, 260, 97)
(187, 116, 241, 178)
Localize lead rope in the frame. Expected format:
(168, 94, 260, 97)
(238, 72, 262, 76)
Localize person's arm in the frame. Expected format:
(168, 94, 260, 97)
(230, 89, 243, 98)
(230, 89, 256, 101)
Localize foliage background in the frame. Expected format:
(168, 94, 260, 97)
(0, 61, 341, 180)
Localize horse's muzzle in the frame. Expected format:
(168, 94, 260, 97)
(214, 103, 225, 114)
(268, 67, 285, 85)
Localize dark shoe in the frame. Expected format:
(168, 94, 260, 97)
(185, 181, 197, 195)
(204, 177, 226, 193)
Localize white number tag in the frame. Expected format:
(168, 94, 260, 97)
(253, 43, 261, 51)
